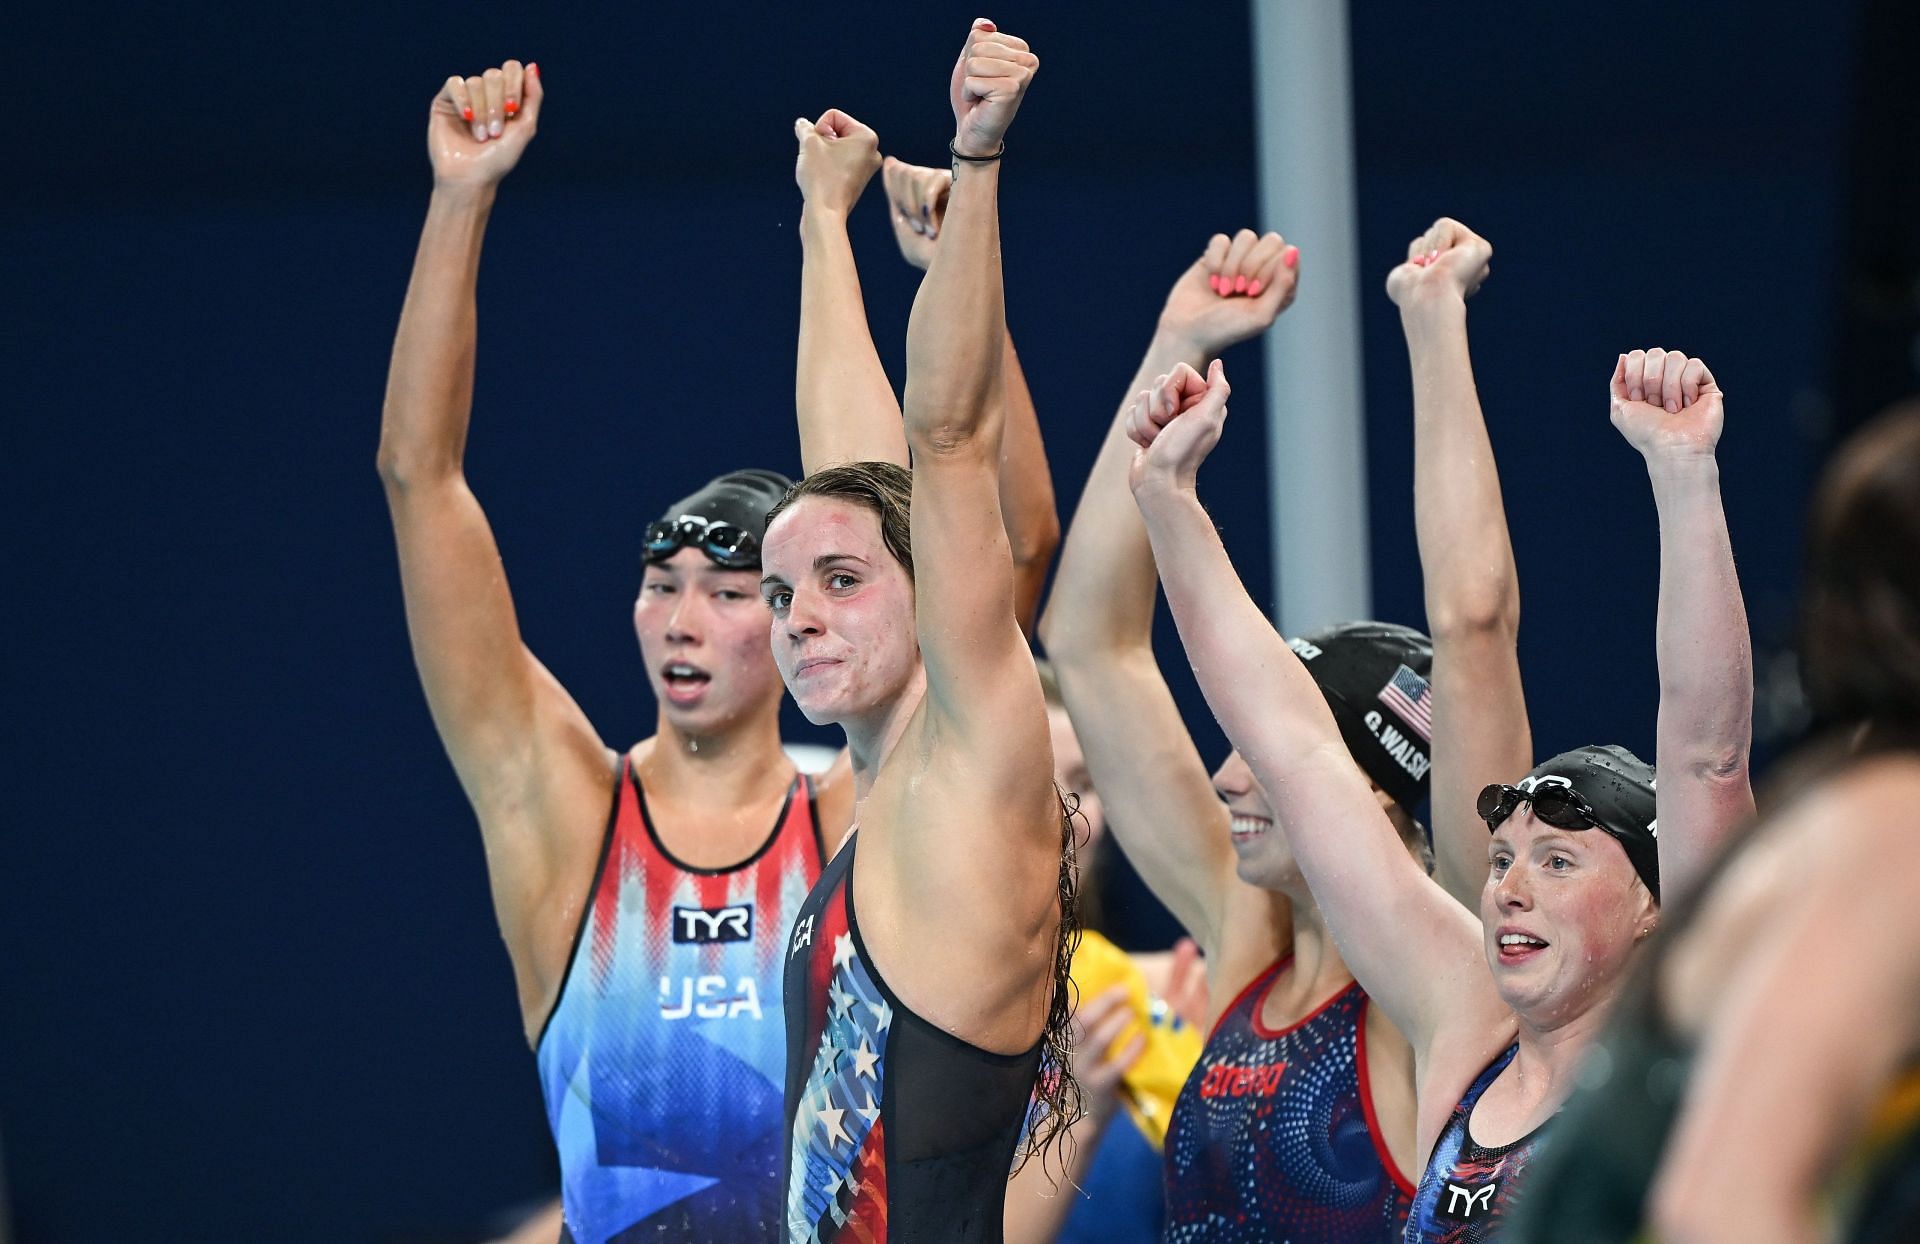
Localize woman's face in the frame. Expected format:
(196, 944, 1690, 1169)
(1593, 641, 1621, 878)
(1482, 807, 1656, 1027)
(1212, 750, 1293, 885)
(759, 495, 920, 728)
(633, 548, 786, 735)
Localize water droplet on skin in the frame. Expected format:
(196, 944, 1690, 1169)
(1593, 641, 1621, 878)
(689, 739, 699, 753)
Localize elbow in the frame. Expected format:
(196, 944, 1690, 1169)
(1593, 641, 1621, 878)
(375, 436, 457, 494)
(1008, 511, 1062, 578)
(1426, 582, 1520, 645)
(1677, 745, 1751, 788)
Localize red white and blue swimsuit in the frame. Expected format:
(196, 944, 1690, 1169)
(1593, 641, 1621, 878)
(536, 755, 825, 1243)
(781, 833, 1043, 1243)
(1165, 956, 1415, 1241)
(1403, 1045, 1546, 1243)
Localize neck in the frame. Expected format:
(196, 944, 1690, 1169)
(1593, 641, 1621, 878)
(839, 664, 929, 803)
(642, 703, 790, 801)
(1277, 894, 1354, 1001)
(1509, 984, 1620, 1089)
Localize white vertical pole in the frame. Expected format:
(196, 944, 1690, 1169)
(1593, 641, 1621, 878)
(1249, 0, 1372, 633)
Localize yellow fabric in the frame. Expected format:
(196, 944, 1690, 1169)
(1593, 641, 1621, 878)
(1071, 931, 1204, 1148)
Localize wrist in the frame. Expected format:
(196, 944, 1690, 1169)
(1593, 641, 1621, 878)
(1398, 288, 1468, 331)
(799, 202, 851, 238)
(427, 180, 498, 212)
(1144, 323, 1211, 370)
(1644, 447, 1721, 483)
(1132, 470, 1200, 508)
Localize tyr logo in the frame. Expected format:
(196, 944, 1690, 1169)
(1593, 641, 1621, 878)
(1515, 774, 1572, 796)
(672, 904, 753, 944)
(1441, 1180, 1499, 1219)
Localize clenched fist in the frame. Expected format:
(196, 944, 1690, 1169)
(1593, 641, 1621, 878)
(949, 20, 1038, 159)
(881, 157, 953, 271)
(1158, 230, 1301, 359)
(793, 109, 882, 217)
(1385, 217, 1491, 309)
(1127, 360, 1233, 496)
(429, 60, 543, 188)
(1610, 349, 1725, 459)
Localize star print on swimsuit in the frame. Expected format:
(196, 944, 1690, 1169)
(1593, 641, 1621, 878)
(785, 928, 892, 1243)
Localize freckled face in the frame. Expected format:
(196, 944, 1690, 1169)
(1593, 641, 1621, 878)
(1482, 808, 1654, 1024)
(632, 547, 785, 734)
(759, 496, 920, 727)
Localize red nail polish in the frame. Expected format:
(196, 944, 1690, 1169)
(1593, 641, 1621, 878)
(1234, 275, 1248, 294)
(1282, 246, 1299, 268)
(1248, 279, 1264, 297)
(505, 100, 519, 116)
(462, 107, 474, 121)
(528, 63, 540, 78)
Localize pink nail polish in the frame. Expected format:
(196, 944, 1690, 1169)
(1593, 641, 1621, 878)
(1248, 279, 1263, 297)
(1282, 246, 1299, 268)
(1234, 275, 1248, 294)
(1207, 275, 1220, 293)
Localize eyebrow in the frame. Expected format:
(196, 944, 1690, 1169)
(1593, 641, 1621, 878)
(761, 552, 869, 589)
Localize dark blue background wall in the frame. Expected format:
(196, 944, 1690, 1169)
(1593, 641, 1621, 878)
(8, 2, 1860, 1239)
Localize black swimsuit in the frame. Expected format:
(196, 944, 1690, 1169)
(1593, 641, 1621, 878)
(780, 834, 1043, 1242)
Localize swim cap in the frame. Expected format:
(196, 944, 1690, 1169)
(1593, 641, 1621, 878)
(643, 468, 794, 568)
(1511, 745, 1660, 901)
(1287, 621, 1434, 813)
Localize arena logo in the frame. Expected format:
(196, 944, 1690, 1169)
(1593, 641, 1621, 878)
(1363, 710, 1431, 780)
(1441, 1179, 1498, 1219)
(1198, 1061, 1288, 1099)
(672, 903, 753, 944)
(658, 974, 764, 1021)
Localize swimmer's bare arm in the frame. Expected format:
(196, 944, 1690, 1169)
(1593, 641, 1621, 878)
(794, 110, 905, 473)
(880, 157, 1058, 635)
(1389, 219, 1533, 909)
(1129, 361, 1497, 1053)
(1040, 232, 1298, 966)
(1612, 350, 1754, 900)
(377, 63, 612, 1015)
(1650, 764, 1920, 1244)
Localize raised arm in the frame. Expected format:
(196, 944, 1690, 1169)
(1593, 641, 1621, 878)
(376, 63, 612, 1009)
(1039, 231, 1297, 959)
(880, 156, 1056, 634)
(900, 21, 1044, 761)
(1610, 350, 1755, 900)
(1386, 219, 1534, 909)
(1126, 360, 1494, 1052)
(793, 110, 904, 473)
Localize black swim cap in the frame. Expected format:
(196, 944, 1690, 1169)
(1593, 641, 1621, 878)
(1287, 621, 1434, 813)
(1513, 745, 1660, 901)
(644, 469, 794, 568)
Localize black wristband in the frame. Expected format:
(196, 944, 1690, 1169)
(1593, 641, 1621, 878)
(948, 139, 1006, 165)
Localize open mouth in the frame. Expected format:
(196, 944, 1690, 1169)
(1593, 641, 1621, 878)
(661, 662, 711, 703)
(1229, 816, 1271, 845)
(1496, 931, 1550, 963)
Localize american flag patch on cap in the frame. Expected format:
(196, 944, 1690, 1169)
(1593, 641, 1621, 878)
(1378, 664, 1433, 742)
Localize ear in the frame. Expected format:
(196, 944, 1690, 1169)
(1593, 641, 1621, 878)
(1629, 882, 1659, 939)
